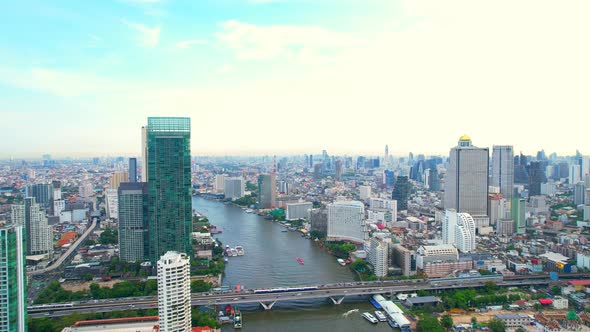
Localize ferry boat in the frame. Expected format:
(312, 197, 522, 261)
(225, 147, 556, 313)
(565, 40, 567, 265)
(362, 312, 379, 324)
(337, 258, 347, 266)
(388, 320, 399, 328)
(374, 311, 387, 322)
(296, 257, 304, 265)
(235, 246, 244, 256)
(230, 248, 238, 256)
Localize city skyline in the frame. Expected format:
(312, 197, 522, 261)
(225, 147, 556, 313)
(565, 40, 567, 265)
(2, 1, 590, 157)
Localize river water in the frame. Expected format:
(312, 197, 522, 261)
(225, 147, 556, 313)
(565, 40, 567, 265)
(193, 197, 398, 332)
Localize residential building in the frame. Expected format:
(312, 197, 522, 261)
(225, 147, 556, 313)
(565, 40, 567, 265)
(118, 182, 149, 263)
(491, 145, 514, 200)
(310, 209, 328, 236)
(78, 182, 94, 198)
(392, 176, 410, 211)
(12, 197, 53, 256)
(0, 222, 27, 332)
(443, 209, 476, 253)
(223, 177, 245, 200)
(444, 135, 489, 231)
(488, 194, 509, 225)
(416, 244, 459, 268)
(285, 202, 313, 221)
(528, 161, 546, 197)
(157, 251, 191, 332)
(214, 174, 226, 193)
(497, 219, 515, 236)
(571, 164, 581, 185)
(257, 173, 277, 209)
(327, 201, 366, 244)
(368, 235, 391, 278)
(494, 314, 531, 328)
(25, 183, 53, 209)
(359, 185, 371, 202)
(574, 182, 585, 206)
(146, 117, 193, 263)
(391, 245, 417, 276)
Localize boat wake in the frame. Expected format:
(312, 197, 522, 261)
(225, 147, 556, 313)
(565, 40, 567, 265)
(342, 309, 359, 317)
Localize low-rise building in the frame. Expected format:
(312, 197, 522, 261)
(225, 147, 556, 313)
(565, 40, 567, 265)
(494, 314, 531, 328)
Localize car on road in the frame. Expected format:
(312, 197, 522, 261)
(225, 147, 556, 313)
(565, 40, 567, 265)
(233, 298, 239, 301)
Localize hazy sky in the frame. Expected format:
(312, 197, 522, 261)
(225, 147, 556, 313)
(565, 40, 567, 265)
(1, 0, 589, 158)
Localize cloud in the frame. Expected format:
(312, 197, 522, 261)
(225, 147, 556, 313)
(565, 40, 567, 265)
(121, 0, 161, 4)
(122, 20, 161, 48)
(216, 20, 359, 61)
(175, 39, 207, 49)
(217, 64, 232, 73)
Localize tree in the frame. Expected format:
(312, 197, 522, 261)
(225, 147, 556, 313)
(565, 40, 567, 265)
(515, 328, 526, 332)
(191, 280, 212, 293)
(417, 315, 445, 332)
(441, 315, 454, 330)
(488, 318, 506, 332)
(551, 285, 561, 295)
(471, 316, 478, 326)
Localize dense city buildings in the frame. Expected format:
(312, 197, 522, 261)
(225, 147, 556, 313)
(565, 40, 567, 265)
(444, 135, 489, 231)
(145, 117, 193, 263)
(157, 251, 191, 332)
(12, 197, 53, 256)
(0, 222, 27, 332)
(491, 145, 514, 200)
(118, 182, 149, 263)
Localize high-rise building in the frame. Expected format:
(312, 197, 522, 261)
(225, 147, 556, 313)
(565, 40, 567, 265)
(527, 161, 546, 197)
(335, 159, 343, 181)
(118, 182, 149, 263)
(488, 194, 509, 225)
(110, 170, 129, 190)
(257, 173, 277, 209)
(12, 197, 53, 256)
(427, 168, 440, 192)
(157, 251, 191, 332)
(78, 182, 94, 198)
(285, 202, 313, 221)
(327, 201, 366, 244)
(443, 209, 476, 252)
(492, 145, 514, 200)
(497, 219, 515, 236)
(146, 117, 193, 263)
(224, 177, 245, 200)
(359, 185, 371, 202)
(105, 189, 119, 220)
(129, 158, 137, 183)
(574, 182, 586, 206)
(368, 235, 391, 278)
(392, 176, 410, 211)
(0, 222, 27, 332)
(384, 170, 395, 188)
(444, 135, 489, 230)
(570, 164, 581, 185)
(25, 183, 53, 209)
(214, 174, 226, 193)
(511, 198, 526, 234)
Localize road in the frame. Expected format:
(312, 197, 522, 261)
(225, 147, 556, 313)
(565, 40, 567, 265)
(28, 217, 98, 277)
(28, 278, 551, 318)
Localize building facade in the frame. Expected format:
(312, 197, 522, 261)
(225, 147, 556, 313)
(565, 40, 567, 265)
(105, 189, 119, 220)
(118, 182, 149, 263)
(286, 202, 313, 221)
(110, 170, 129, 190)
(327, 201, 366, 244)
(511, 198, 526, 234)
(157, 251, 191, 332)
(129, 158, 137, 183)
(257, 173, 277, 209)
(223, 177, 245, 200)
(0, 223, 27, 332)
(145, 117, 193, 263)
(12, 197, 53, 256)
(368, 235, 391, 278)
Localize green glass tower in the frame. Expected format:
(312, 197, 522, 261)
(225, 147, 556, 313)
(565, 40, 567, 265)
(511, 197, 526, 235)
(145, 117, 193, 263)
(0, 223, 27, 332)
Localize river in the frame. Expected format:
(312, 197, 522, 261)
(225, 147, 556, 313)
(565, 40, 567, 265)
(193, 197, 397, 332)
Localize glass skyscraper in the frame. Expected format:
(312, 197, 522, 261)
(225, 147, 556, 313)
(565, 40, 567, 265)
(0, 223, 27, 332)
(145, 117, 193, 263)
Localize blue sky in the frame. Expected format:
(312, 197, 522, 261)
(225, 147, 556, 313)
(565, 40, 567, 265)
(1, 0, 589, 158)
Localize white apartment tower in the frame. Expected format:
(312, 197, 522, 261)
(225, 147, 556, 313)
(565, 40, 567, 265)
(443, 209, 476, 253)
(224, 177, 245, 200)
(157, 251, 192, 332)
(369, 235, 391, 278)
(12, 197, 53, 256)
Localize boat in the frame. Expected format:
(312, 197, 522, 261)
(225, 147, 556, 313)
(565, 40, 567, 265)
(296, 257, 304, 265)
(362, 312, 379, 324)
(337, 258, 347, 266)
(245, 209, 253, 213)
(235, 246, 244, 256)
(388, 320, 399, 328)
(374, 311, 387, 322)
(369, 297, 382, 309)
(234, 308, 242, 329)
(230, 248, 238, 256)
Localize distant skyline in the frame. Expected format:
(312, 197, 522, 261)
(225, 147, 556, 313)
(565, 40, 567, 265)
(1, 1, 589, 158)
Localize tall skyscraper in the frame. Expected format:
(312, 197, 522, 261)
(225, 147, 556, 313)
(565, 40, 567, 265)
(491, 145, 514, 200)
(257, 173, 277, 209)
(327, 201, 366, 244)
(146, 117, 193, 263)
(511, 198, 526, 234)
(427, 168, 440, 192)
(224, 177, 245, 200)
(157, 251, 191, 332)
(24, 183, 53, 209)
(392, 176, 410, 211)
(444, 135, 489, 230)
(570, 164, 581, 185)
(110, 170, 129, 190)
(12, 197, 53, 256)
(442, 209, 476, 253)
(129, 158, 137, 183)
(528, 161, 546, 197)
(0, 222, 27, 332)
(118, 182, 149, 262)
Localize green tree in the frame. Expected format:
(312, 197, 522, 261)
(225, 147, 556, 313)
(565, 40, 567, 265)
(515, 328, 526, 332)
(471, 316, 478, 326)
(191, 280, 212, 293)
(551, 285, 561, 295)
(417, 315, 445, 332)
(488, 318, 506, 332)
(441, 314, 454, 330)
(98, 228, 118, 245)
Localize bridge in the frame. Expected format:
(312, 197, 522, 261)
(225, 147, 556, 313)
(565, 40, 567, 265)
(28, 276, 554, 318)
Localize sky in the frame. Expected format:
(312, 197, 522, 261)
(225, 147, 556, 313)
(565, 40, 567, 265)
(1, 0, 589, 158)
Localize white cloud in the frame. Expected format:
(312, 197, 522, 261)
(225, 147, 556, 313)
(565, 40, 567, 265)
(216, 20, 360, 61)
(217, 64, 232, 74)
(122, 20, 161, 48)
(175, 39, 207, 49)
